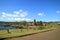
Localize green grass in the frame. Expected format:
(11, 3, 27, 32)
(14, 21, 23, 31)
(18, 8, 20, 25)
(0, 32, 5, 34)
(0, 29, 40, 39)
(0, 26, 59, 39)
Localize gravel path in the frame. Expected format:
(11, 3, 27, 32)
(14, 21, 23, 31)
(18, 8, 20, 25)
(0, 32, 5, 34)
(6, 28, 60, 40)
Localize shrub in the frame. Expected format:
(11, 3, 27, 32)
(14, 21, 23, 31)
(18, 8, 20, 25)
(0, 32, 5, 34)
(38, 26, 45, 30)
(33, 27, 36, 30)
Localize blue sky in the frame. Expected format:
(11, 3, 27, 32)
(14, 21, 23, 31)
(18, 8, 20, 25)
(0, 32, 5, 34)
(0, 0, 60, 22)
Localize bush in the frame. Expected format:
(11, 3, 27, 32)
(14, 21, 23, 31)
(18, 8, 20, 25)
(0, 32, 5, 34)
(29, 27, 32, 29)
(38, 26, 45, 30)
(33, 28, 36, 30)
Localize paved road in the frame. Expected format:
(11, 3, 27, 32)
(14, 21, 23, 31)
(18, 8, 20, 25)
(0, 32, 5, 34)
(7, 28, 60, 40)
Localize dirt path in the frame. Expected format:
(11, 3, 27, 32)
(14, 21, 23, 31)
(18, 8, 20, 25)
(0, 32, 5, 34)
(6, 28, 60, 40)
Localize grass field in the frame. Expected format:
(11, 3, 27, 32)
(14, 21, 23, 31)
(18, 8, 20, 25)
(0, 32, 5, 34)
(0, 29, 41, 39)
(0, 26, 57, 39)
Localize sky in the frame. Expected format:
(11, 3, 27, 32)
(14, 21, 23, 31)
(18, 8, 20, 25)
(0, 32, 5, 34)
(0, 0, 60, 22)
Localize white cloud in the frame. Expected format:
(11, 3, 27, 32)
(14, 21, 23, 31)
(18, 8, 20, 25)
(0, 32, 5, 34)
(38, 12, 45, 16)
(14, 18, 31, 21)
(7, 17, 31, 21)
(56, 10, 60, 14)
(2, 12, 14, 17)
(2, 12, 6, 14)
(13, 10, 28, 17)
(0, 10, 31, 21)
(13, 11, 20, 14)
(2, 12, 6, 17)
(2, 10, 28, 17)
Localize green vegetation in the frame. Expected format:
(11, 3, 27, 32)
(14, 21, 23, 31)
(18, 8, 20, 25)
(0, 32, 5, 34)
(0, 25, 59, 39)
(0, 20, 60, 39)
(0, 29, 40, 39)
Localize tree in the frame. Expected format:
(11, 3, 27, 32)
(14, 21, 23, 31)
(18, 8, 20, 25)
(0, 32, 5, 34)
(20, 21, 27, 26)
(19, 21, 27, 32)
(33, 19, 37, 30)
(33, 19, 37, 26)
(19, 25, 23, 32)
(38, 21, 45, 30)
(4, 24, 11, 33)
(39, 21, 43, 26)
(26, 24, 29, 32)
